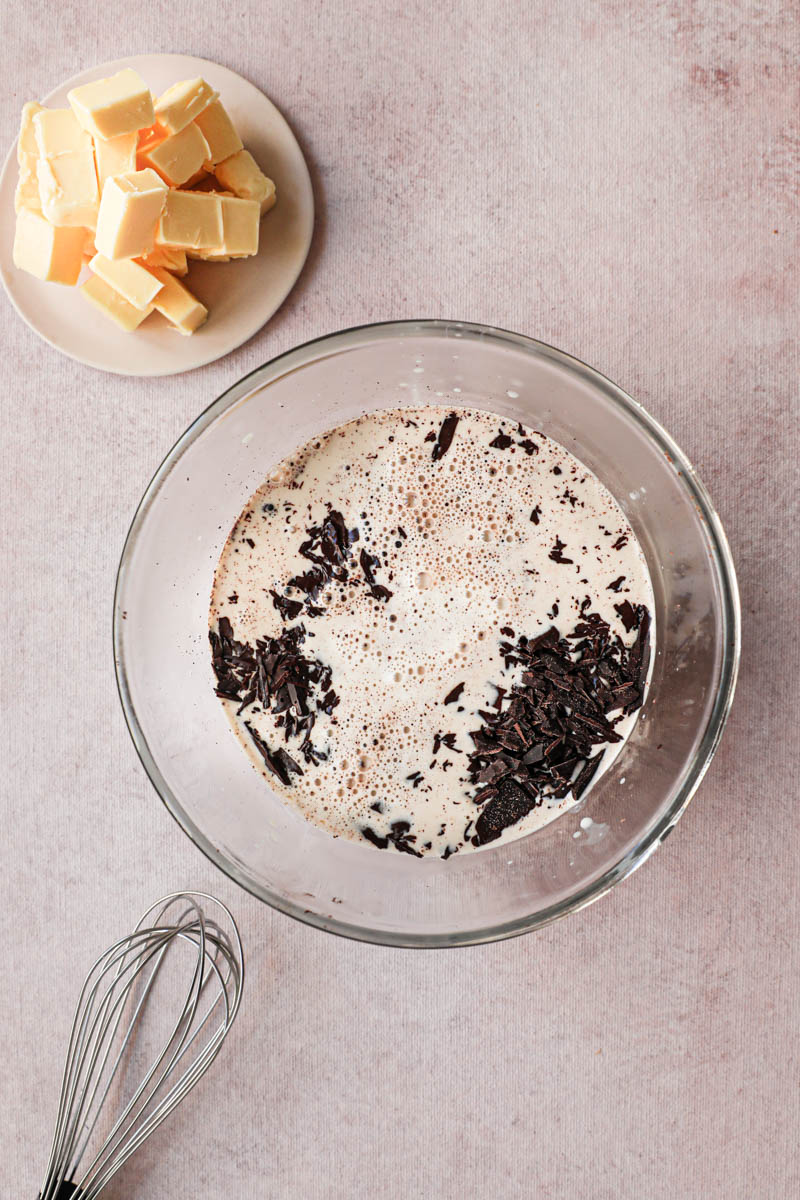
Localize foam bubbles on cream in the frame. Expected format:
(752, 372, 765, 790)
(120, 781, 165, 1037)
(210, 405, 654, 856)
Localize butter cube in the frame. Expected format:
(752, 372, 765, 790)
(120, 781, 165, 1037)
(150, 267, 208, 335)
(94, 131, 137, 188)
(15, 108, 43, 208)
(13, 209, 86, 284)
(216, 194, 260, 256)
(154, 78, 217, 135)
(33, 109, 99, 227)
(16, 105, 43, 210)
(17, 102, 44, 160)
(214, 150, 276, 216)
(88, 252, 164, 309)
(68, 69, 154, 140)
(15, 156, 41, 213)
(81, 273, 154, 331)
(194, 99, 242, 167)
(138, 245, 188, 275)
(95, 169, 168, 259)
(156, 189, 222, 250)
(33, 108, 91, 157)
(139, 122, 211, 186)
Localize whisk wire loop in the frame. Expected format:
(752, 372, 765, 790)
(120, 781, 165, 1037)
(38, 892, 243, 1200)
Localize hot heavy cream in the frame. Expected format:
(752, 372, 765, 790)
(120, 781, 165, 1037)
(210, 405, 654, 858)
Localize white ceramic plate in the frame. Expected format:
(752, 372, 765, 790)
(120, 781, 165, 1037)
(0, 53, 314, 375)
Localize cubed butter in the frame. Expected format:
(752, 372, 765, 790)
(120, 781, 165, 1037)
(214, 149, 276, 216)
(81, 273, 154, 331)
(34, 108, 92, 157)
(94, 132, 137, 187)
(215, 194, 259, 257)
(139, 122, 211, 187)
(138, 245, 188, 275)
(13, 209, 86, 284)
(15, 156, 41, 213)
(16, 103, 44, 212)
(154, 78, 217, 134)
(88, 252, 164, 309)
(194, 99, 242, 167)
(17, 102, 44, 161)
(150, 267, 208, 334)
(33, 109, 99, 227)
(68, 69, 154, 140)
(156, 189, 223, 250)
(95, 169, 168, 259)
(136, 122, 165, 166)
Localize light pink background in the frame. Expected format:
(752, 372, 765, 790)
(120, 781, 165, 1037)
(1, 3, 797, 1198)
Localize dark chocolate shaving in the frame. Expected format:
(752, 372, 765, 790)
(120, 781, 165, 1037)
(360, 818, 423, 857)
(361, 825, 388, 849)
(431, 413, 459, 461)
(474, 778, 532, 845)
(443, 681, 466, 705)
(387, 819, 423, 857)
(489, 431, 514, 450)
(359, 548, 393, 601)
(244, 722, 302, 786)
(530, 505, 542, 525)
(607, 575, 626, 592)
(466, 606, 650, 845)
(276, 508, 393, 614)
(210, 619, 337, 769)
(614, 600, 637, 632)
(270, 590, 304, 622)
(549, 537, 574, 565)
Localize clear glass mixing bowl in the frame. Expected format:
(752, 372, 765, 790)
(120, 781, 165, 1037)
(114, 321, 740, 946)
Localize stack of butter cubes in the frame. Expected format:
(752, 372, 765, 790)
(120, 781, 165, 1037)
(12, 68, 277, 336)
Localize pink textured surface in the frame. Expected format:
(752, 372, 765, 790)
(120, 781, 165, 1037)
(1, 3, 797, 1198)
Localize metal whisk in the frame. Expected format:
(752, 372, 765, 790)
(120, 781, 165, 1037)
(38, 891, 244, 1200)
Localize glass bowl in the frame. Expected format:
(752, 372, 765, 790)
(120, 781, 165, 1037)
(114, 320, 740, 947)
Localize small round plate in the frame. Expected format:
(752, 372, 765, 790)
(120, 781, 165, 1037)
(0, 53, 314, 376)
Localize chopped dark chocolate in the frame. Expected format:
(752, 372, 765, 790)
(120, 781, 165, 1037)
(466, 605, 650, 845)
(607, 575, 626, 592)
(270, 590, 304, 622)
(431, 412, 459, 461)
(210, 619, 336, 768)
(361, 826, 389, 849)
(489, 430, 514, 450)
(359, 548, 394, 601)
(443, 681, 466, 705)
(549, 537, 574, 565)
(474, 778, 534, 844)
(614, 599, 637, 632)
(244, 722, 302, 786)
(387, 819, 423, 857)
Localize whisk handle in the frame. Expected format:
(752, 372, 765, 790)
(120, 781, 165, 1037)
(39, 1184, 84, 1200)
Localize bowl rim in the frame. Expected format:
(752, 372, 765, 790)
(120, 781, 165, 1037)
(114, 318, 741, 948)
